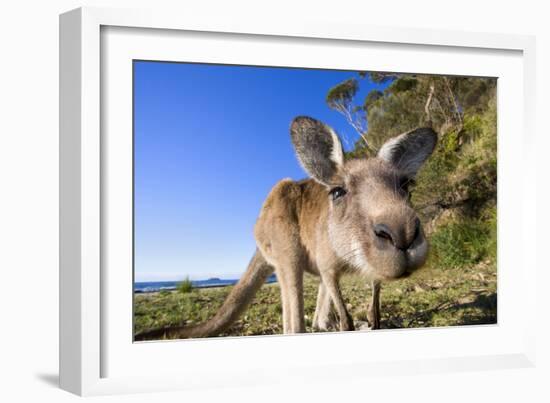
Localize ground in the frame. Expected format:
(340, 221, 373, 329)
(134, 259, 496, 339)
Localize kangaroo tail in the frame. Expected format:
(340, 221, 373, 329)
(135, 249, 274, 341)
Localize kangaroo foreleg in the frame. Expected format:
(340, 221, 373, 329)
(312, 282, 337, 331)
(367, 280, 381, 330)
(275, 264, 305, 334)
(320, 273, 354, 331)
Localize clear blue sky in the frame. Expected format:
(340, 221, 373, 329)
(134, 61, 389, 282)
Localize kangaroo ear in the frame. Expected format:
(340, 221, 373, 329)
(378, 127, 437, 177)
(290, 116, 344, 186)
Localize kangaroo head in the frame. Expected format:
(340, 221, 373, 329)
(290, 116, 437, 280)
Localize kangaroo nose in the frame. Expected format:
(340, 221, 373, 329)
(374, 219, 420, 251)
(374, 223, 395, 243)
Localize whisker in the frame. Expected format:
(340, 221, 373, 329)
(324, 248, 365, 274)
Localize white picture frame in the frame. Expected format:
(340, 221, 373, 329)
(59, 6, 537, 396)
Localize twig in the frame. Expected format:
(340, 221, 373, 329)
(424, 82, 435, 125)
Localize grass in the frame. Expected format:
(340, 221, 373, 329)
(430, 217, 493, 269)
(177, 276, 193, 294)
(134, 256, 496, 338)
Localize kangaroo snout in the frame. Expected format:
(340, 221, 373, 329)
(373, 216, 420, 252)
(366, 211, 426, 281)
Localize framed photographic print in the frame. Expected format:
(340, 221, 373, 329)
(60, 6, 537, 396)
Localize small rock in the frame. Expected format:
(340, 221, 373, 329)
(414, 285, 426, 293)
(355, 321, 371, 331)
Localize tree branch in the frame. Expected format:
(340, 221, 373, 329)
(424, 82, 435, 125)
(335, 103, 370, 149)
(443, 77, 463, 130)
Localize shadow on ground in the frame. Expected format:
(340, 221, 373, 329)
(35, 373, 59, 388)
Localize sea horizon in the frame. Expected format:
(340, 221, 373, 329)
(134, 273, 277, 293)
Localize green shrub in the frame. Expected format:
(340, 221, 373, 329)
(411, 130, 460, 215)
(462, 114, 484, 141)
(177, 276, 193, 294)
(430, 217, 493, 269)
(483, 206, 497, 261)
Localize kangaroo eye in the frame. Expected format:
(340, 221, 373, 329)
(329, 186, 347, 201)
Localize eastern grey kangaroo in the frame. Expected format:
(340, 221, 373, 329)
(135, 116, 437, 340)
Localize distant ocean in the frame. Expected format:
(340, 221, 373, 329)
(134, 274, 277, 293)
